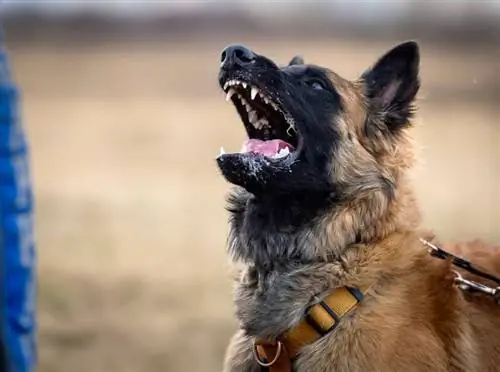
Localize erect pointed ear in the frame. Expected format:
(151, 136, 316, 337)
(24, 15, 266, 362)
(362, 41, 420, 131)
(288, 55, 304, 66)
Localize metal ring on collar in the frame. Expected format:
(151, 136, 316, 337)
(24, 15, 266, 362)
(253, 340, 283, 367)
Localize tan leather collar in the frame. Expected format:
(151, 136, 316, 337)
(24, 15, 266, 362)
(253, 285, 370, 372)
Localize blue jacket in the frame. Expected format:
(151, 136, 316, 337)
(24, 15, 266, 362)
(0, 37, 37, 372)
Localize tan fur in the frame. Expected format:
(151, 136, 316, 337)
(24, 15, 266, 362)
(225, 235, 500, 371)
(222, 52, 500, 372)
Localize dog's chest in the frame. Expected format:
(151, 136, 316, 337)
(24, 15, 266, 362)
(233, 270, 413, 372)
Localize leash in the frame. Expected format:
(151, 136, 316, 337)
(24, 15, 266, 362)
(420, 239, 500, 303)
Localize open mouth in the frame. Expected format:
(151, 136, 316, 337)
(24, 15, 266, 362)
(220, 79, 299, 161)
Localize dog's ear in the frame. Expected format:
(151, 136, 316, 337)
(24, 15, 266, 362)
(288, 55, 304, 66)
(362, 41, 420, 131)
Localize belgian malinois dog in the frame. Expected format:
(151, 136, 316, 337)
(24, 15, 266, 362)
(216, 41, 500, 372)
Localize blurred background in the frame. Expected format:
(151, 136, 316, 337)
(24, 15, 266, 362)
(1, 1, 499, 371)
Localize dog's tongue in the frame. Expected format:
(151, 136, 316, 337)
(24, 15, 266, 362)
(242, 139, 293, 156)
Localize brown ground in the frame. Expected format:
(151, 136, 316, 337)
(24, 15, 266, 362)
(5, 38, 499, 372)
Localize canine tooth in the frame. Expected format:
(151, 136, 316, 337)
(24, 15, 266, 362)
(226, 88, 236, 101)
(250, 87, 259, 100)
(223, 81, 229, 90)
(242, 82, 247, 89)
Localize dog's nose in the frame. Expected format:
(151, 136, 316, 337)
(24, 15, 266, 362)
(220, 44, 256, 69)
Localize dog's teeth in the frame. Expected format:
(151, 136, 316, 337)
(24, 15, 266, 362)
(258, 119, 268, 129)
(219, 147, 226, 156)
(286, 123, 297, 137)
(248, 110, 258, 124)
(223, 81, 229, 90)
(263, 97, 270, 104)
(226, 88, 236, 101)
(250, 87, 259, 100)
(245, 104, 252, 112)
(242, 82, 247, 89)
(240, 97, 247, 106)
(271, 103, 278, 111)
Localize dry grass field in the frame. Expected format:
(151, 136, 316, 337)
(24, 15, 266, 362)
(5, 37, 499, 372)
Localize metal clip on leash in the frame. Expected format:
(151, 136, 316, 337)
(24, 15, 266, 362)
(420, 239, 500, 305)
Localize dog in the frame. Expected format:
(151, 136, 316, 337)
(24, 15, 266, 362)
(215, 41, 500, 372)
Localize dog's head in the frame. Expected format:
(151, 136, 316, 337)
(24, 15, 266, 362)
(216, 41, 421, 265)
(216, 41, 419, 198)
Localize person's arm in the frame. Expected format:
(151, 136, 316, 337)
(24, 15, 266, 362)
(0, 28, 37, 372)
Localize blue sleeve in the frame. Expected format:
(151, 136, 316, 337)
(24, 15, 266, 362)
(0, 36, 37, 372)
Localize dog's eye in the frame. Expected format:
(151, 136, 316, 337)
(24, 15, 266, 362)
(305, 79, 325, 90)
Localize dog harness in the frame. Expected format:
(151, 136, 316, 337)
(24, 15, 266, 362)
(252, 240, 500, 372)
(253, 284, 370, 372)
